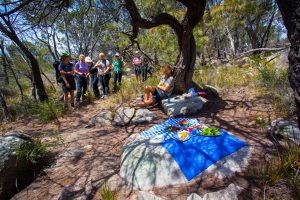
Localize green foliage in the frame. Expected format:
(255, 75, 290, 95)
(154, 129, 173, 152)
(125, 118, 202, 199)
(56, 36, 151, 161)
(9, 97, 64, 123)
(99, 182, 117, 200)
(200, 127, 221, 136)
(16, 138, 47, 165)
(84, 91, 95, 103)
(253, 56, 296, 117)
(260, 142, 300, 199)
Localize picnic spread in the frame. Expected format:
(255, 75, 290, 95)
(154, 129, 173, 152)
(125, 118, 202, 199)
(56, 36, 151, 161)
(141, 118, 248, 181)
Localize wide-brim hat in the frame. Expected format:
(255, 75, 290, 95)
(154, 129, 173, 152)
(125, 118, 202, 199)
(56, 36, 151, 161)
(85, 57, 92, 63)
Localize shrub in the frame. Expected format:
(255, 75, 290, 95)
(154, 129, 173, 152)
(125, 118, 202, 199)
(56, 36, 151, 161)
(260, 142, 300, 199)
(16, 138, 47, 165)
(99, 182, 117, 200)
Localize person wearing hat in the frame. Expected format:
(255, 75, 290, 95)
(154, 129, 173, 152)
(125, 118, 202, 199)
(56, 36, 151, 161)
(112, 52, 125, 93)
(86, 56, 99, 98)
(59, 52, 76, 108)
(74, 54, 89, 103)
(95, 52, 111, 97)
(132, 56, 142, 84)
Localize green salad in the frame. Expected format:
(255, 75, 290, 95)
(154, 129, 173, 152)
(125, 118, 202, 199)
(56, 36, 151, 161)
(200, 127, 221, 136)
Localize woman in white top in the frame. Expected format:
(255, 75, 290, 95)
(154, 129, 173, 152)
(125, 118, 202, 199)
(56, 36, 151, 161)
(95, 52, 111, 97)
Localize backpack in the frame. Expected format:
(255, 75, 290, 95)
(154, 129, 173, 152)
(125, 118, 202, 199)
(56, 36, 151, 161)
(53, 61, 63, 83)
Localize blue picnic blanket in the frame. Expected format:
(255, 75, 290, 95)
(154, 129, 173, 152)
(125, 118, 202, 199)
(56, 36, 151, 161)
(141, 118, 248, 181)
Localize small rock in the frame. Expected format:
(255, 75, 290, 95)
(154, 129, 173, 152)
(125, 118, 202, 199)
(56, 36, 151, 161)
(113, 107, 135, 126)
(131, 109, 157, 124)
(161, 95, 207, 117)
(187, 193, 202, 200)
(203, 85, 219, 97)
(271, 119, 300, 143)
(135, 191, 166, 200)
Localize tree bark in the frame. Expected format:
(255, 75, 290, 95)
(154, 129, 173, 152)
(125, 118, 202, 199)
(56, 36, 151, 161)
(0, 89, 9, 121)
(0, 40, 9, 84)
(173, 33, 196, 93)
(276, 0, 300, 126)
(0, 18, 48, 101)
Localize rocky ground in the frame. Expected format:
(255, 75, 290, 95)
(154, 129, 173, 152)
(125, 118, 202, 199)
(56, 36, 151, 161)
(1, 86, 291, 200)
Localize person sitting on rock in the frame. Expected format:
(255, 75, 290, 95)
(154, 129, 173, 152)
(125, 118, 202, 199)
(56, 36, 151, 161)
(131, 65, 174, 107)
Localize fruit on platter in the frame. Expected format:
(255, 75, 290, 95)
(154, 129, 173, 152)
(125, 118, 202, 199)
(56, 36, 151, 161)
(166, 126, 181, 131)
(178, 130, 188, 140)
(178, 119, 189, 126)
(194, 124, 208, 129)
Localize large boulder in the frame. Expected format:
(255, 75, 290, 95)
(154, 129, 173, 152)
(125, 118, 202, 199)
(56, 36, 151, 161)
(113, 107, 135, 126)
(0, 133, 32, 199)
(131, 109, 157, 125)
(161, 94, 208, 117)
(90, 111, 114, 127)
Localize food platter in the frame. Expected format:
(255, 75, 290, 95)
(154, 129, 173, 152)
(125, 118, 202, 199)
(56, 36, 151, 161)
(170, 130, 192, 142)
(165, 126, 181, 131)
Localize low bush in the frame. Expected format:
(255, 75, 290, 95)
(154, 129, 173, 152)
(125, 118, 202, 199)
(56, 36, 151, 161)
(99, 182, 117, 200)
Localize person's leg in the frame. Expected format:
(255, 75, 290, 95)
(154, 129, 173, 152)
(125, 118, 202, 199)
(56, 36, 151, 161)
(99, 75, 105, 96)
(70, 90, 75, 107)
(118, 71, 122, 85)
(113, 72, 118, 92)
(105, 73, 111, 95)
(76, 77, 82, 103)
(82, 77, 88, 101)
(141, 66, 146, 82)
(92, 74, 100, 98)
(64, 92, 69, 108)
(144, 86, 155, 102)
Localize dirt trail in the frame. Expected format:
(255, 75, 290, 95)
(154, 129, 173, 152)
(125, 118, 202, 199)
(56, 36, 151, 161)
(5, 88, 277, 200)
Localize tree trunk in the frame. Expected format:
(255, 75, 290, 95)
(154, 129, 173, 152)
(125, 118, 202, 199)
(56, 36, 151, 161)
(11, 35, 48, 101)
(276, 0, 300, 126)
(0, 40, 9, 84)
(0, 89, 9, 121)
(173, 33, 196, 93)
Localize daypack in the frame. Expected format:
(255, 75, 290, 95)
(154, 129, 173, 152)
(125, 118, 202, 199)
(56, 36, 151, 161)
(53, 60, 62, 83)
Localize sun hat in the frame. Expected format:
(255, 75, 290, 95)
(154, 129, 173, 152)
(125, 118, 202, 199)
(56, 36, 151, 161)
(133, 57, 141, 65)
(85, 57, 92, 63)
(61, 52, 70, 60)
(115, 52, 120, 57)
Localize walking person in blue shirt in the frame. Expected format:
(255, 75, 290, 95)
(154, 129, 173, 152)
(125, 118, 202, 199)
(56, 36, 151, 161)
(59, 52, 76, 109)
(74, 54, 89, 104)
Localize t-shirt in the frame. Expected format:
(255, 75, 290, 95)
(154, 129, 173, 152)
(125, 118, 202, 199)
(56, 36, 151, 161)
(96, 59, 110, 75)
(159, 75, 174, 96)
(58, 62, 74, 78)
(75, 61, 89, 75)
(113, 59, 123, 73)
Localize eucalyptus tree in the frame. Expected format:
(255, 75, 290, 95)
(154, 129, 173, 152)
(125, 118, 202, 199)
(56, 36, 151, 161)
(124, 0, 207, 93)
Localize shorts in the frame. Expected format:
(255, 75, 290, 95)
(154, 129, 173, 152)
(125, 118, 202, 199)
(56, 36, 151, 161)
(152, 88, 168, 102)
(62, 76, 76, 93)
(134, 66, 141, 75)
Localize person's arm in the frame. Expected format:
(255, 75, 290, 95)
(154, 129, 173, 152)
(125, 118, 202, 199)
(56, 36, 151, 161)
(74, 63, 83, 76)
(157, 84, 171, 92)
(60, 70, 70, 87)
(104, 63, 110, 74)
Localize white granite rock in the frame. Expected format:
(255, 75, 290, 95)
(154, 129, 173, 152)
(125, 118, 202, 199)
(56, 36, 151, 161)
(113, 107, 135, 126)
(161, 94, 207, 117)
(131, 109, 157, 124)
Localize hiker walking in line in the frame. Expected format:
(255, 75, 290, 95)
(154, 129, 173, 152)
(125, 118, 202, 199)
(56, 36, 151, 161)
(59, 52, 76, 108)
(74, 54, 89, 104)
(53, 60, 64, 101)
(95, 52, 111, 98)
(141, 56, 150, 82)
(112, 52, 125, 93)
(86, 56, 100, 99)
(132, 56, 142, 84)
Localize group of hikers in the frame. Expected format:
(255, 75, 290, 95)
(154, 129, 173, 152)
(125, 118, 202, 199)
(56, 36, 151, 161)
(54, 51, 174, 109)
